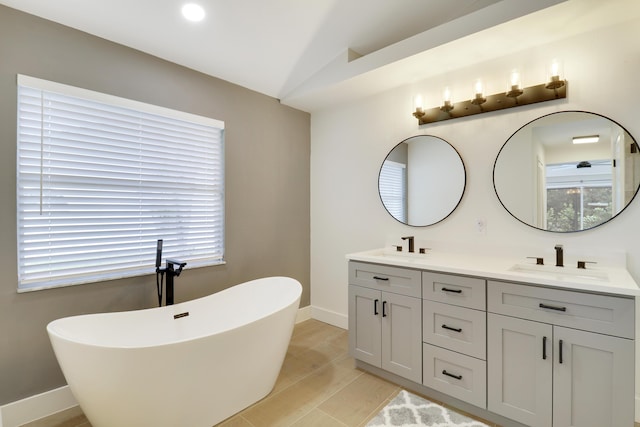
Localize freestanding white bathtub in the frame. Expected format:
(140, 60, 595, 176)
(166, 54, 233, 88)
(47, 276, 302, 427)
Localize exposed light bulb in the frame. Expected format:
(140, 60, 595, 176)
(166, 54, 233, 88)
(510, 70, 521, 89)
(474, 79, 484, 97)
(506, 69, 523, 98)
(443, 87, 452, 103)
(550, 61, 560, 78)
(413, 94, 424, 113)
(546, 59, 565, 90)
(471, 79, 486, 105)
(441, 87, 454, 112)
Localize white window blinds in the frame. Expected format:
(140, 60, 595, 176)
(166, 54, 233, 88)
(17, 75, 225, 291)
(379, 160, 407, 223)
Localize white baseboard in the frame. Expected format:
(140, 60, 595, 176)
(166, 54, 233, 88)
(295, 305, 312, 323)
(0, 386, 77, 427)
(636, 395, 640, 423)
(311, 305, 348, 329)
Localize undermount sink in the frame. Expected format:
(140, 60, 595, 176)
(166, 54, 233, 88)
(509, 263, 610, 283)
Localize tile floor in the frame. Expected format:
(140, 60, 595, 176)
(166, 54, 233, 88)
(21, 319, 640, 427)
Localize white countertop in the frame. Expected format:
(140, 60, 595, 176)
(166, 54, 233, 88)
(347, 248, 640, 297)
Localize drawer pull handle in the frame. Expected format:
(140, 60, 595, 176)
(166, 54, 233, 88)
(382, 301, 387, 317)
(441, 287, 462, 294)
(374, 299, 379, 316)
(441, 324, 462, 333)
(442, 370, 462, 380)
(539, 303, 567, 312)
(559, 339, 564, 364)
(542, 336, 547, 360)
(373, 276, 389, 281)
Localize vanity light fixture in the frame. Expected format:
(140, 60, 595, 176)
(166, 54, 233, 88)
(572, 135, 599, 144)
(412, 62, 567, 125)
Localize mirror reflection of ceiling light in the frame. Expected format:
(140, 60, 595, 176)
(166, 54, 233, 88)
(182, 3, 206, 22)
(572, 135, 599, 144)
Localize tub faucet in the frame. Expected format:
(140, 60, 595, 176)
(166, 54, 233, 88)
(401, 236, 415, 253)
(154, 239, 187, 306)
(164, 259, 187, 306)
(554, 244, 564, 267)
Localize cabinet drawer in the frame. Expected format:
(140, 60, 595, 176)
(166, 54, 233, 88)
(423, 343, 486, 409)
(423, 300, 486, 360)
(423, 272, 486, 310)
(488, 281, 635, 339)
(349, 261, 421, 297)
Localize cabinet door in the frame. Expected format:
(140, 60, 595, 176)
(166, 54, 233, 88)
(487, 313, 552, 427)
(381, 292, 422, 383)
(348, 285, 381, 366)
(553, 326, 634, 427)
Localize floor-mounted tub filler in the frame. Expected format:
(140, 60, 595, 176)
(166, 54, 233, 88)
(47, 276, 302, 427)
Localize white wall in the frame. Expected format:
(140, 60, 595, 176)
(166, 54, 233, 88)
(407, 139, 464, 225)
(310, 14, 640, 405)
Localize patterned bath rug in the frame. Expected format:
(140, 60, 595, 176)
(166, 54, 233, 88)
(366, 390, 490, 427)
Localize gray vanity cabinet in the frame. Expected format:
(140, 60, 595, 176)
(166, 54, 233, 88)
(422, 272, 487, 409)
(347, 252, 637, 427)
(348, 262, 422, 383)
(487, 281, 635, 427)
(487, 313, 552, 426)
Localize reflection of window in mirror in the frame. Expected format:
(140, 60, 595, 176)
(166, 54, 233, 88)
(545, 160, 612, 231)
(379, 160, 407, 223)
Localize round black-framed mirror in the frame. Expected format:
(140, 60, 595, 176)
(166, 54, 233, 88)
(378, 135, 466, 227)
(493, 111, 640, 232)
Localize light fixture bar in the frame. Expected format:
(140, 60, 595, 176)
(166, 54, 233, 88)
(572, 135, 599, 144)
(413, 81, 567, 126)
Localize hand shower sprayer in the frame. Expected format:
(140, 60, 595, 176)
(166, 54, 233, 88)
(155, 239, 163, 270)
(156, 239, 164, 307)
(154, 239, 187, 306)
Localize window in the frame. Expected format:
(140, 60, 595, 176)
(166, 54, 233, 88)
(17, 75, 225, 291)
(545, 160, 613, 231)
(379, 160, 407, 223)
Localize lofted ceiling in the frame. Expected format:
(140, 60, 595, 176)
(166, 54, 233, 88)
(1, 0, 638, 112)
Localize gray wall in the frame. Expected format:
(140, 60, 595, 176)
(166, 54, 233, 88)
(0, 5, 310, 404)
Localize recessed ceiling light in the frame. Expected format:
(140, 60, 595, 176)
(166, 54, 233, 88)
(182, 3, 205, 22)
